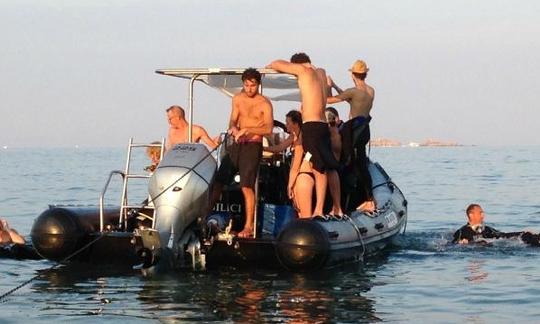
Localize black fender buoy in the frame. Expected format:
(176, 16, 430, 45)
(31, 208, 89, 261)
(31, 207, 118, 261)
(275, 219, 330, 271)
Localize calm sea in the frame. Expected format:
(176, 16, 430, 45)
(1, 146, 539, 323)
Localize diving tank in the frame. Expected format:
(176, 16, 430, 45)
(148, 143, 216, 249)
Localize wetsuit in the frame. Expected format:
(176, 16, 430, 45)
(452, 224, 540, 246)
(339, 115, 373, 208)
(0, 243, 42, 260)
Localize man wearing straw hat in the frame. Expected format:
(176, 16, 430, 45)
(327, 60, 376, 213)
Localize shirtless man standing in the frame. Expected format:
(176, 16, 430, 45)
(210, 68, 273, 238)
(165, 105, 218, 150)
(327, 60, 375, 212)
(267, 53, 343, 217)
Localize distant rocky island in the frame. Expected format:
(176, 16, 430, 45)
(370, 138, 461, 147)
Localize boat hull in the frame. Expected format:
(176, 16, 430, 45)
(30, 159, 406, 272)
(203, 162, 407, 271)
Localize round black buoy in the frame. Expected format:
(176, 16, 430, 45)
(275, 219, 330, 271)
(31, 207, 88, 261)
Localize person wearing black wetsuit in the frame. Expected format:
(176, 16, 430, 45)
(453, 204, 540, 246)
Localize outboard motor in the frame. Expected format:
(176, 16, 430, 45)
(148, 143, 216, 259)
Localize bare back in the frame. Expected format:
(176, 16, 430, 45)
(296, 66, 328, 122)
(337, 83, 375, 118)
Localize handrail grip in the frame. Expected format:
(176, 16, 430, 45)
(125, 174, 151, 179)
(99, 170, 125, 232)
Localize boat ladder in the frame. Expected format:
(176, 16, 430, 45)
(98, 138, 165, 232)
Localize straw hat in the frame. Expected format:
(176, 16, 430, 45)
(349, 60, 369, 73)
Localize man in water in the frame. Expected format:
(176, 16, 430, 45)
(165, 105, 218, 150)
(0, 218, 25, 245)
(210, 68, 273, 238)
(327, 59, 375, 213)
(453, 204, 540, 246)
(267, 53, 343, 217)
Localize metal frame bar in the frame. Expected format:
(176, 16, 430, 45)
(156, 68, 279, 77)
(118, 138, 133, 228)
(99, 170, 125, 232)
(188, 74, 200, 142)
(99, 138, 166, 232)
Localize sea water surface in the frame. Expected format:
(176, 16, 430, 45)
(1, 146, 539, 323)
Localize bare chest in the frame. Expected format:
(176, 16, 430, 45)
(238, 103, 264, 120)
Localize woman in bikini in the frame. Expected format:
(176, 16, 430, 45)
(264, 110, 314, 218)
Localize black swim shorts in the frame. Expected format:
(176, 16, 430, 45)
(301, 121, 339, 172)
(215, 141, 262, 188)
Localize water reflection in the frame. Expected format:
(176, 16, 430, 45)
(28, 256, 391, 322)
(466, 259, 489, 284)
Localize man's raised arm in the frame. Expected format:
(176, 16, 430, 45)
(267, 60, 304, 76)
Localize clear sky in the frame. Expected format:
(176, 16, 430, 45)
(1, 0, 539, 147)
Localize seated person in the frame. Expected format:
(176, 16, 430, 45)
(265, 110, 314, 218)
(144, 141, 163, 173)
(453, 204, 540, 246)
(0, 218, 26, 245)
(165, 105, 219, 150)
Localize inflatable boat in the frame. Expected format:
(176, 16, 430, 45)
(30, 68, 407, 272)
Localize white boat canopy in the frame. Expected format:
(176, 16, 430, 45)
(155, 68, 301, 102)
(155, 67, 301, 142)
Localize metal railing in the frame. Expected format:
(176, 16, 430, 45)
(98, 138, 165, 232)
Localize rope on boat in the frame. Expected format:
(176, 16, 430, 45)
(344, 214, 366, 258)
(0, 233, 108, 303)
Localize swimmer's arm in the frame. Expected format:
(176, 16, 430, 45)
(2, 221, 26, 245)
(452, 229, 465, 244)
(499, 231, 525, 239)
(8, 229, 25, 244)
